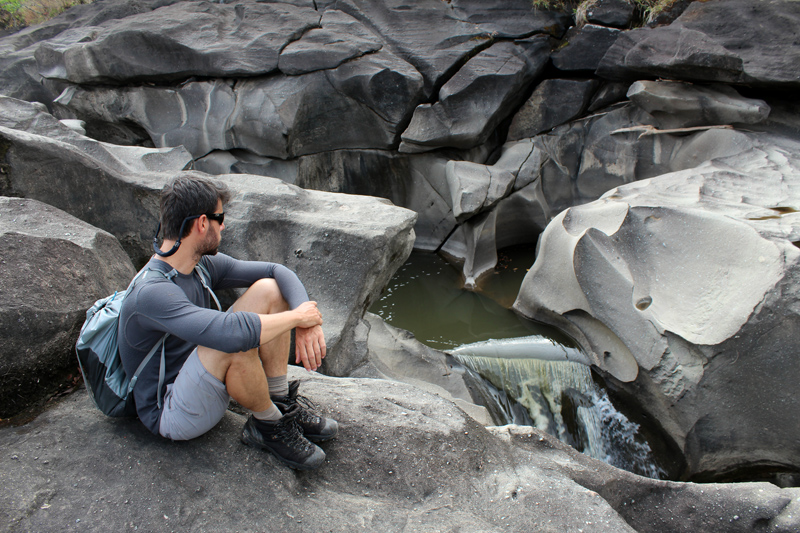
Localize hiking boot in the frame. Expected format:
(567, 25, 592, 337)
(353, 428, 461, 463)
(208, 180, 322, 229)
(272, 380, 338, 442)
(241, 405, 325, 470)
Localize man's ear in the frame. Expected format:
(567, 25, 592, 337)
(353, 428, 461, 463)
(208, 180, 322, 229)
(193, 215, 209, 235)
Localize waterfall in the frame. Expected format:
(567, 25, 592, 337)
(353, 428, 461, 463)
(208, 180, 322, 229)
(451, 339, 666, 479)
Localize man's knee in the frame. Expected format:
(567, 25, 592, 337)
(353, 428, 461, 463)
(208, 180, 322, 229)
(231, 278, 288, 314)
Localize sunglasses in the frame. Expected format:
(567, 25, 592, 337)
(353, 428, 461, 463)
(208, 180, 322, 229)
(153, 212, 225, 257)
(206, 212, 225, 224)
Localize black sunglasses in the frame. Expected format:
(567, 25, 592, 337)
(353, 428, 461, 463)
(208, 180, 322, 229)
(153, 212, 225, 257)
(206, 212, 225, 224)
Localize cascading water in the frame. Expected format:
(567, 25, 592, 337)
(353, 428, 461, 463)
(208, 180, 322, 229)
(450, 346, 666, 479)
(370, 249, 670, 479)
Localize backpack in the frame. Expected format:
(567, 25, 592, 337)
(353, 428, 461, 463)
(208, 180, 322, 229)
(75, 264, 220, 417)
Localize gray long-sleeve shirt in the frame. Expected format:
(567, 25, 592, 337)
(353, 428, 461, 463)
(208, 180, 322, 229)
(119, 253, 309, 435)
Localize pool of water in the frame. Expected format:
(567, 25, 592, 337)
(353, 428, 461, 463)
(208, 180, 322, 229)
(369, 247, 574, 350)
(370, 247, 672, 479)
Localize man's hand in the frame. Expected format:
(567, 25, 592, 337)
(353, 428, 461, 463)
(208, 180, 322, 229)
(293, 301, 323, 329)
(295, 324, 326, 371)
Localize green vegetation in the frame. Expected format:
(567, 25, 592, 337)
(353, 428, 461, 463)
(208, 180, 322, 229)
(0, 0, 89, 30)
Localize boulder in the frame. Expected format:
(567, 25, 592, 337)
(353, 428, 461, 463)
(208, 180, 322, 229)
(333, 0, 493, 97)
(0, 0, 182, 105)
(194, 150, 299, 184)
(0, 197, 136, 417)
(587, 81, 630, 112)
(357, 312, 492, 425)
(0, 96, 193, 266)
(514, 133, 800, 479)
(1, 374, 799, 531)
(441, 181, 548, 288)
(34, 1, 320, 84)
(581, 0, 636, 28)
(551, 24, 622, 72)
(597, 0, 800, 89)
(445, 160, 515, 223)
(507, 78, 599, 141)
(277, 10, 382, 76)
(212, 172, 417, 377)
(449, 0, 572, 39)
(399, 37, 550, 152)
(626, 80, 771, 129)
(54, 49, 424, 159)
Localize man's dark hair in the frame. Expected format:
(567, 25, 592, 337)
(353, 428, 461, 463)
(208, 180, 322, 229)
(160, 173, 232, 240)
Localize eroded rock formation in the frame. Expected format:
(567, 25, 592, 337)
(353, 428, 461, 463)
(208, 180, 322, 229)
(514, 132, 800, 480)
(1, 0, 800, 522)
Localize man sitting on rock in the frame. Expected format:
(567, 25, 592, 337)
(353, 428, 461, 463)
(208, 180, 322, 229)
(119, 173, 337, 470)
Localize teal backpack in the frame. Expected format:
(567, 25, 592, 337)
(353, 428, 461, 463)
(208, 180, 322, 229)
(75, 264, 220, 417)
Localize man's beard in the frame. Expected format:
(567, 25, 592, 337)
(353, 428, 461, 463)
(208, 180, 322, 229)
(198, 231, 220, 256)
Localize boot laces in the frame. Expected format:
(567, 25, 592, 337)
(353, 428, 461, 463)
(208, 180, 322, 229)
(288, 391, 321, 424)
(274, 415, 312, 451)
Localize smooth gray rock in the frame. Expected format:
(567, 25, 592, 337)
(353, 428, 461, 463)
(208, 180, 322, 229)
(445, 160, 515, 222)
(507, 78, 599, 141)
(627, 80, 771, 129)
(194, 150, 299, 184)
(449, 0, 572, 39)
(277, 10, 382, 76)
(514, 133, 800, 479)
(399, 37, 550, 152)
(597, 0, 800, 88)
(358, 312, 492, 425)
(55, 49, 423, 159)
(294, 147, 492, 252)
(552, 24, 622, 72)
(2, 374, 798, 532)
(494, 424, 800, 533)
(587, 81, 630, 112)
(582, 0, 635, 28)
(0, 197, 136, 416)
(0, 0, 182, 105)
(213, 173, 417, 377)
(35, 1, 320, 83)
(440, 181, 548, 287)
(0, 96, 193, 266)
(334, 0, 492, 97)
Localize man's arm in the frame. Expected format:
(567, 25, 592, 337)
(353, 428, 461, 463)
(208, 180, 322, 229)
(257, 301, 325, 371)
(208, 255, 326, 370)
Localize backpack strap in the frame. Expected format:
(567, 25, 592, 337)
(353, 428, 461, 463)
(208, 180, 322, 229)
(194, 262, 221, 311)
(127, 332, 169, 396)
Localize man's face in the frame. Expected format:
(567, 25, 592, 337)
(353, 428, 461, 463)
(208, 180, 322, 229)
(199, 200, 224, 256)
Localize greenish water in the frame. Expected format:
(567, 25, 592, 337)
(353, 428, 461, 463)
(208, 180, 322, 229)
(370, 247, 671, 479)
(370, 247, 573, 350)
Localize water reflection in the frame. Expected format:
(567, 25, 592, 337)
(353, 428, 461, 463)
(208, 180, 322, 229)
(370, 248, 572, 350)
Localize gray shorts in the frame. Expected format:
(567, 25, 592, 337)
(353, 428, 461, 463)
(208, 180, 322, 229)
(159, 349, 230, 441)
